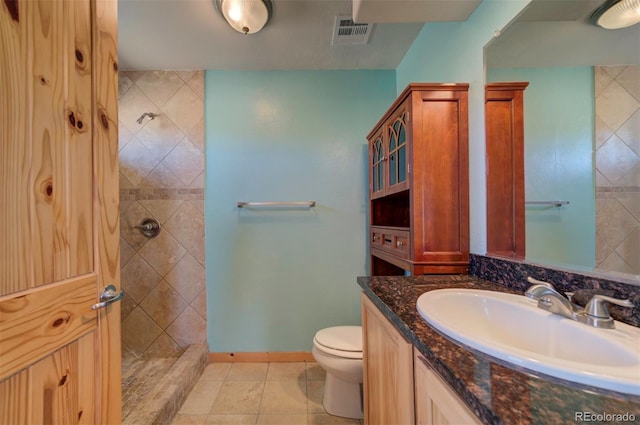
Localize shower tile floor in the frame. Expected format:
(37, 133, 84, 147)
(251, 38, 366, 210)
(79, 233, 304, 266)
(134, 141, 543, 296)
(171, 362, 363, 425)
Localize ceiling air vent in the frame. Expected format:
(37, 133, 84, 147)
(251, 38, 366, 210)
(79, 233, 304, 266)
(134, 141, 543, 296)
(331, 16, 373, 45)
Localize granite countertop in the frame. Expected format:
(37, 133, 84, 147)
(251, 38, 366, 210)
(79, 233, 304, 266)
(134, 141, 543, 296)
(357, 275, 640, 425)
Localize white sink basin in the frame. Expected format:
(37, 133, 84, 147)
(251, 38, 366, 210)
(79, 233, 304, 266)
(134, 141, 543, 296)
(416, 289, 640, 395)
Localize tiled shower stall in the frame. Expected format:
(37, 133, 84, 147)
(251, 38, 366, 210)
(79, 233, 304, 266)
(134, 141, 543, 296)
(595, 65, 640, 275)
(117, 70, 208, 423)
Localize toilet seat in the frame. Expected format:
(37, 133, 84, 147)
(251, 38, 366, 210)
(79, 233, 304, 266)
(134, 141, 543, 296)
(314, 326, 362, 359)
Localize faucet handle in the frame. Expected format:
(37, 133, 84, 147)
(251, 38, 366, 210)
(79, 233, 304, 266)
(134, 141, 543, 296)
(527, 277, 554, 288)
(584, 295, 634, 319)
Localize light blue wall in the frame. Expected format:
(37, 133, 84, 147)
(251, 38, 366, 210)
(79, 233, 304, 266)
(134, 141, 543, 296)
(487, 67, 595, 269)
(396, 0, 531, 254)
(204, 71, 396, 351)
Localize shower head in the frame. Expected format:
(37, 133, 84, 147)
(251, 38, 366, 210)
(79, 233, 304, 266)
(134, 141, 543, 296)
(136, 112, 158, 124)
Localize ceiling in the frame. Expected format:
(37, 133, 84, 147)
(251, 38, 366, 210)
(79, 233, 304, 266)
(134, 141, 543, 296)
(118, 0, 640, 71)
(117, 0, 479, 71)
(486, 0, 640, 67)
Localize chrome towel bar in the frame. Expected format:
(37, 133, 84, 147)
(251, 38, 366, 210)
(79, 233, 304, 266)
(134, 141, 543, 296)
(237, 201, 316, 209)
(525, 200, 570, 207)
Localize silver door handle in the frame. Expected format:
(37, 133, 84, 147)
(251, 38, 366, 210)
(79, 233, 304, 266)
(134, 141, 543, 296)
(92, 284, 125, 310)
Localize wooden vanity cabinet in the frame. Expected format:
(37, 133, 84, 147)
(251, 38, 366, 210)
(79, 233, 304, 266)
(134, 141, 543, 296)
(362, 294, 483, 425)
(362, 294, 415, 425)
(485, 82, 528, 259)
(414, 350, 481, 425)
(368, 84, 470, 275)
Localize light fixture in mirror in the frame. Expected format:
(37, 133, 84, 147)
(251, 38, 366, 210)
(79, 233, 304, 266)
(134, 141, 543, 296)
(591, 0, 640, 29)
(215, 0, 272, 34)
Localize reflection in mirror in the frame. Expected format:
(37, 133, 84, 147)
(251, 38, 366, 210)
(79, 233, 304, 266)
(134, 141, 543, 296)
(484, 0, 640, 282)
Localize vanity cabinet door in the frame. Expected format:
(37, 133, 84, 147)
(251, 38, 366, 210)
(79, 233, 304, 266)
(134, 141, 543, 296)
(414, 350, 481, 425)
(362, 294, 415, 425)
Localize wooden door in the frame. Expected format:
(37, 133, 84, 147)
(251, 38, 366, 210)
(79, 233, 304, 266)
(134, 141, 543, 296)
(0, 0, 121, 423)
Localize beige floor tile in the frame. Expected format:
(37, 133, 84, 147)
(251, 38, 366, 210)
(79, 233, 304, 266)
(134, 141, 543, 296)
(206, 414, 258, 425)
(171, 414, 208, 425)
(259, 380, 307, 414)
(201, 363, 232, 381)
(227, 363, 268, 381)
(267, 362, 306, 381)
(306, 381, 325, 413)
(305, 363, 326, 381)
(179, 380, 223, 415)
(257, 413, 308, 425)
(308, 413, 361, 425)
(210, 381, 265, 414)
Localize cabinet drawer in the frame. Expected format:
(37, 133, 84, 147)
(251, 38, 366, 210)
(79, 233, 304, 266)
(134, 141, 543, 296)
(371, 227, 410, 258)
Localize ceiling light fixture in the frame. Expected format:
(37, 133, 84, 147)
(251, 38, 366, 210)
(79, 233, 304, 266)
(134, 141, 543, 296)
(214, 0, 272, 35)
(590, 0, 640, 29)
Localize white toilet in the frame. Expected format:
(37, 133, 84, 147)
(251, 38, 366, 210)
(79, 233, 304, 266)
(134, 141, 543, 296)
(312, 326, 363, 419)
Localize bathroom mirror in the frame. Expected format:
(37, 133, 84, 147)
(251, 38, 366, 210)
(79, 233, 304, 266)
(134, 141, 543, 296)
(484, 0, 640, 284)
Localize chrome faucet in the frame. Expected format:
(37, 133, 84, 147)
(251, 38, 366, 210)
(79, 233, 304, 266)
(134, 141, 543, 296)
(524, 277, 560, 301)
(525, 277, 635, 329)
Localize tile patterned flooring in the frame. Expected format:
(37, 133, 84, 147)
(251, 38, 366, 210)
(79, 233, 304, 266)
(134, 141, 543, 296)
(171, 362, 363, 425)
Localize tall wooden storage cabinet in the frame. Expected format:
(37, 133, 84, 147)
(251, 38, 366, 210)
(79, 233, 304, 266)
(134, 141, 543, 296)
(368, 84, 470, 275)
(485, 82, 528, 259)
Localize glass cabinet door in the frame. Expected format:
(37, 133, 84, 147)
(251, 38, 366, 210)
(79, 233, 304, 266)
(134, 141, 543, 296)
(387, 111, 408, 193)
(371, 135, 385, 197)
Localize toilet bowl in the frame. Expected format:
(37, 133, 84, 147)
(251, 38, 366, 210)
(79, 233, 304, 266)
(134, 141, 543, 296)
(312, 326, 363, 420)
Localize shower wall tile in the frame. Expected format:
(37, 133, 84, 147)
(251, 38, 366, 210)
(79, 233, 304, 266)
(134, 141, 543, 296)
(618, 110, 640, 155)
(121, 293, 137, 323)
(120, 236, 136, 268)
(139, 280, 188, 329)
(119, 121, 134, 150)
(167, 306, 207, 350)
(165, 253, 206, 304)
(120, 137, 166, 186)
(140, 199, 184, 224)
(118, 70, 207, 358)
(121, 253, 162, 303)
(186, 71, 205, 99)
(164, 201, 205, 253)
(617, 66, 640, 101)
(176, 70, 197, 83)
(187, 117, 205, 152)
(595, 65, 640, 276)
(163, 139, 204, 185)
(135, 71, 185, 108)
(119, 85, 160, 130)
(136, 114, 185, 157)
(121, 201, 153, 250)
(139, 162, 182, 189)
(119, 73, 134, 98)
(191, 289, 207, 319)
(596, 134, 639, 183)
(124, 70, 146, 83)
(144, 333, 184, 358)
(163, 85, 204, 135)
(138, 230, 187, 276)
(122, 307, 164, 356)
(190, 237, 207, 267)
